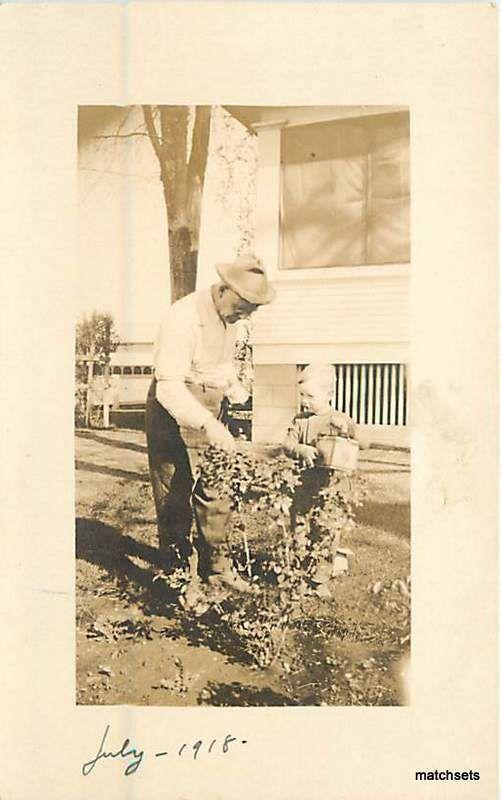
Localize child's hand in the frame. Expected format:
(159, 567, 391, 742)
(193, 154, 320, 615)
(297, 444, 318, 467)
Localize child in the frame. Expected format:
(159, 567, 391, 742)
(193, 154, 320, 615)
(283, 364, 358, 588)
(283, 364, 357, 468)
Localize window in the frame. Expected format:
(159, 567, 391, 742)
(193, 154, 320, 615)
(280, 112, 410, 269)
(112, 366, 122, 375)
(123, 366, 132, 375)
(143, 366, 152, 375)
(133, 366, 142, 375)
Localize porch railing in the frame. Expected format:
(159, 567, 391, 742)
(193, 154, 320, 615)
(333, 363, 408, 426)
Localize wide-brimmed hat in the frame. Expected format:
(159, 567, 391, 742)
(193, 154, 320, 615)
(216, 254, 276, 305)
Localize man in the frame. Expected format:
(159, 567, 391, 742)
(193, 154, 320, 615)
(145, 253, 275, 587)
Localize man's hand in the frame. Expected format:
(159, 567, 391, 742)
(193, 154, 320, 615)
(297, 444, 318, 467)
(203, 418, 235, 452)
(225, 380, 250, 405)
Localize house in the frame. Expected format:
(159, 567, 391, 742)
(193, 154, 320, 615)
(225, 105, 410, 448)
(79, 105, 410, 447)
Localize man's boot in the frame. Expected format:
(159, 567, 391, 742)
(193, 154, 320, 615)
(192, 484, 250, 593)
(207, 546, 251, 593)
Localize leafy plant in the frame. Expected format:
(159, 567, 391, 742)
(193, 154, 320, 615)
(196, 447, 366, 669)
(87, 610, 153, 641)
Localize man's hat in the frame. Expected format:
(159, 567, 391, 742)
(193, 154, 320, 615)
(216, 253, 276, 305)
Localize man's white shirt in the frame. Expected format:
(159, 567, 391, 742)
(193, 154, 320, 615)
(153, 288, 249, 428)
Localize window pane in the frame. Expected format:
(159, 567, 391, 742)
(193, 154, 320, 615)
(368, 112, 410, 264)
(368, 196, 410, 264)
(280, 112, 410, 268)
(281, 119, 368, 268)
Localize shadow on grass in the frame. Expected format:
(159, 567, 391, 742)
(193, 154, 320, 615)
(76, 518, 258, 668)
(75, 460, 149, 483)
(76, 430, 148, 454)
(200, 681, 296, 706)
(163, 609, 254, 668)
(354, 501, 410, 538)
(76, 517, 175, 608)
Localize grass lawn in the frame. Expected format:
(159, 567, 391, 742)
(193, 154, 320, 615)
(75, 428, 410, 706)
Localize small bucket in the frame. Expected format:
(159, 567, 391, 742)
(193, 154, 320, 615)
(315, 435, 359, 472)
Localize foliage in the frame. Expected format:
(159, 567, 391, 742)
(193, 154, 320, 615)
(86, 609, 153, 642)
(74, 385, 88, 428)
(76, 311, 119, 358)
(196, 446, 366, 669)
(199, 446, 294, 501)
(211, 107, 258, 255)
(75, 311, 119, 427)
(233, 320, 253, 394)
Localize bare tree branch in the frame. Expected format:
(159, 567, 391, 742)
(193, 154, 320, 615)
(93, 133, 149, 140)
(142, 105, 164, 163)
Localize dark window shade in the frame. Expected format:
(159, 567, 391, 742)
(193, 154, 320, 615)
(280, 112, 410, 269)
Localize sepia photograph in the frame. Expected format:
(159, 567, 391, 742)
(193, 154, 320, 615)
(75, 104, 411, 707)
(2, 2, 497, 796)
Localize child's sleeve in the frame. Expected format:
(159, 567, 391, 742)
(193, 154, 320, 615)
(283, 416, 303, 458)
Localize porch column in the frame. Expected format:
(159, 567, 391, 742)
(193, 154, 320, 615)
(252, 363, 298, 445)
(254, 120, 286, 277)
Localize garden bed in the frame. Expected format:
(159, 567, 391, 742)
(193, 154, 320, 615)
(75, 429, 410, 706)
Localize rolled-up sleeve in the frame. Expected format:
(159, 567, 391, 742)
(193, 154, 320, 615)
(154, 304, 213, 429)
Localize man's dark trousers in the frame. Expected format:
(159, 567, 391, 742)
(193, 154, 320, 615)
(145, 379, 195, 565)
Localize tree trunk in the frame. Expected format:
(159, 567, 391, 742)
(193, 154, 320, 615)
(84, 346, 95, 428)
(143, 105, 212, 303)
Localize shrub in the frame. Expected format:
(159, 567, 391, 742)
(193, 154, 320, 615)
(196, 447, 366, 669)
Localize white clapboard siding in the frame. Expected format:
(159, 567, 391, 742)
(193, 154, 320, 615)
(252, 274, 409, 346)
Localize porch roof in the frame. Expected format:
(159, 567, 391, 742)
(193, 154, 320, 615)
(224, 105, 408, 132)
